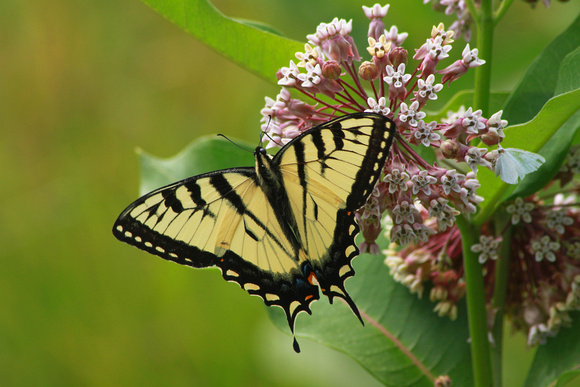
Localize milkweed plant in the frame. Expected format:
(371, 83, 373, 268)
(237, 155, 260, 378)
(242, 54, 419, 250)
(136, 0, 580, 386)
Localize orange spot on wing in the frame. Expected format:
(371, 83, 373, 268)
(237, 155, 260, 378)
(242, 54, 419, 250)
(308, 271, 318, 286)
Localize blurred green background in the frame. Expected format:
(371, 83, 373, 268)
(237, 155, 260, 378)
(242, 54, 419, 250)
(2, 0, 579, 385)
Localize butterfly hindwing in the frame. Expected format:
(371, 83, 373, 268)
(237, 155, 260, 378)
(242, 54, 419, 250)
(113, 112, 396, 350)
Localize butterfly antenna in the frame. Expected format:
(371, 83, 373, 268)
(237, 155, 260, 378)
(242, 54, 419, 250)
(260, 115, 276, 148)
(217, 134, 253, 153)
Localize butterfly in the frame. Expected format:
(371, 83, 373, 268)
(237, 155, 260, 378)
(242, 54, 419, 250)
(113, 112, 396, 352)
(494, 144, 545, 184)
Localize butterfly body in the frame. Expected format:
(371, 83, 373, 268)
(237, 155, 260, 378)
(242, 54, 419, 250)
(113, 113, 396, 351)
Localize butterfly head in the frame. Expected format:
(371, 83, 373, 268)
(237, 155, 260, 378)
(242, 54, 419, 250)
(254, 146, 271, 164)
(254, 146, 276, 181)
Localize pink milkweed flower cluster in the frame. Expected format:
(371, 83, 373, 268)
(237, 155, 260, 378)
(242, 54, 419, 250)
(259, 3, 577, 344)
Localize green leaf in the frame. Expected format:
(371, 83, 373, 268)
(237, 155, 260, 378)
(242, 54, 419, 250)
(137, 136, 254, 195)
(473, 89, 580, 226)
(269, 238, 473, 387)
(524, 312, 580, 387)
(139, 0, 302, 82)
(502, 14, 580, 125)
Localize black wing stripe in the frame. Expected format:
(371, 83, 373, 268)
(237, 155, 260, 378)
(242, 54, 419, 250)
(331, 122, 345, 150)
(210, 174, 246, 213)
(161, 189, 185, 213)
(311, 130, 326, 160)
(184, 180, 207, 207)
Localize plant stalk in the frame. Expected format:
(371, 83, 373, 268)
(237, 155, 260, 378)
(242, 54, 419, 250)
(457, 217, 493, 387)
(473, 0, 494, 115)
